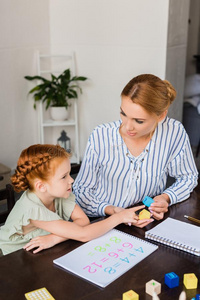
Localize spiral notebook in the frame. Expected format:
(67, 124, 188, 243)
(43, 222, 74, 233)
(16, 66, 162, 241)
(53, 229, 158, 287)
(145, 217, 200, 256)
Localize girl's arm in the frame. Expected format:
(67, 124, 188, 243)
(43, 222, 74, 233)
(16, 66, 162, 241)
(24, 204, 90, 253)
(104, 205, 125, 215)
(29, 205, 150, 243)
(70, 204, 90, 226)
(23, 234, 67, 254)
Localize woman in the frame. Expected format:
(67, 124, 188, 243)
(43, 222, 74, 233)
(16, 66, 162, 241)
(73, 74, 198, 224)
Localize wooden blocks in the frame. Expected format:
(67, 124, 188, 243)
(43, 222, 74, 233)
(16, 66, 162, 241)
(142, 196, 154, 207)
(139, 209, 151, 220)
(122, 290, 139, 300)
(183, 273, 198, 289)
(145, 279, 161, 296)
(165, 272, 179, 288)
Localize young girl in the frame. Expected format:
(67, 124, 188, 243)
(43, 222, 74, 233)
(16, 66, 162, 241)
(0, 144, 149, 255)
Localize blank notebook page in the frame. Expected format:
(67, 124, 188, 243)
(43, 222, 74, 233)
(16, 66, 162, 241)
(145, 217, 200, 256)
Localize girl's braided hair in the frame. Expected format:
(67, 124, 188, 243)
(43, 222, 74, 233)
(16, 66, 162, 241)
(11, 144, 70, 193)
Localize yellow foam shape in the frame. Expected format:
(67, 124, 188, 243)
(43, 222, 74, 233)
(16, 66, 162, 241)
(183, 273, 198, 289)
(25, 287, 55, 300)
(139, 209, 150, 220)
(123, 289, 139, 300)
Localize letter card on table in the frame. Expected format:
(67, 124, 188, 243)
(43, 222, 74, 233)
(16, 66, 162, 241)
(53, 229, 158, 287)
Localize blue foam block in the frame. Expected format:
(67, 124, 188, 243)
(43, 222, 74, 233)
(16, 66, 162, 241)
(165, 272, 179, 288)
(142, 196, 154, 207)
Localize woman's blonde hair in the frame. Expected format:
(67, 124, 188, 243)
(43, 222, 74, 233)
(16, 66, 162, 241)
(121, 74, 176, 116)
(11, 144, 70, 193)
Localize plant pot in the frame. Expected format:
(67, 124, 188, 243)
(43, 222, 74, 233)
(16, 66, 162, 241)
(50, 107, 69, 121)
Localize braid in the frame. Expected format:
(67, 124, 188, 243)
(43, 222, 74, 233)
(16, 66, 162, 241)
(11, 144, 70, 193)
(11, 166, 30, 193)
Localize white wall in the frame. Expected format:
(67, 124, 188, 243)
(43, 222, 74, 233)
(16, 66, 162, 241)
(2, 0, 189, 170)
(49, 0, 169, 159)
(0, 0, 50, 170)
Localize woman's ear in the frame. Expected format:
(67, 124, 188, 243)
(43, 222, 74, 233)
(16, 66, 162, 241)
(158, 110, 168, 122)
(34, 179, 47, 192)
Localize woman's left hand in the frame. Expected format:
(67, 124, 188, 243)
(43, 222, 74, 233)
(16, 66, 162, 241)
(149, 194, 169, 220)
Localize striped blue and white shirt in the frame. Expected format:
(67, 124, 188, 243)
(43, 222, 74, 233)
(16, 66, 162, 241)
(73, 117, 198, 217)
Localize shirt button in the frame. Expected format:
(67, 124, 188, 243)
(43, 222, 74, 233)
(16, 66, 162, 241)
(126, 153, 129, 156)
(146, 149, 149, 152)
(130, 161, 133, 163)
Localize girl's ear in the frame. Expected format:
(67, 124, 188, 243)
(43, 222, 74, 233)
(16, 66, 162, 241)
(158, 110, 168, 122)
(34, 179, 47, 192)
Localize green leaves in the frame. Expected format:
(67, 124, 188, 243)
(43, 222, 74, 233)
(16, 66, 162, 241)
(24, 69, 87, 110)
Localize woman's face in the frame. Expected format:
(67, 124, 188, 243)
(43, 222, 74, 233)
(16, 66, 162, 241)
(120, 96, 163, 140)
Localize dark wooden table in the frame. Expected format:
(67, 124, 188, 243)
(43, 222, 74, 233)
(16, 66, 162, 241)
(1, 185, 200, 300)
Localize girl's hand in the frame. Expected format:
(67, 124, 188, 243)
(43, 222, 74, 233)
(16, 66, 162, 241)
(114, 205, 154, 228)
(149, 194, 169, 220)
(118, 205, 153, 227)
(23, 234, 66, 254)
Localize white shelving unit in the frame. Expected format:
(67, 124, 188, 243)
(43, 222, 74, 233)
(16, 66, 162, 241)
(36, 52, 80, 164)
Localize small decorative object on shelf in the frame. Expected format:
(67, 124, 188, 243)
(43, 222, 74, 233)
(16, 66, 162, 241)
(57, 130, 71, 153)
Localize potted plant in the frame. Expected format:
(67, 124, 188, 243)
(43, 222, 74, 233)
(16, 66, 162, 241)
(24, 69, 87, 120)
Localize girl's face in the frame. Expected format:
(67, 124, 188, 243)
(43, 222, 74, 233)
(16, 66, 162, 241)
(46, 158, 74, 199)
(120, 96, 163, 140)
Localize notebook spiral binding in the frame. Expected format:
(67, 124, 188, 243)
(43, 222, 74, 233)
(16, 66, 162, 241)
(146, 233, 198, 255)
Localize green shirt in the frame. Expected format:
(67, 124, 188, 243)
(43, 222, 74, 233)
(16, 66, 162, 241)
(0, 190, 76, 255)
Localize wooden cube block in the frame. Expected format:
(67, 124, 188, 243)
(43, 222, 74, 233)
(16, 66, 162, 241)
(122, 289, 139, 300)
(145, 279, 161, 296)
(139, 209, 151, 220)
(165, 272, 179, 288)
(183, 273, 198, 289)
(195, 294, 200, 300)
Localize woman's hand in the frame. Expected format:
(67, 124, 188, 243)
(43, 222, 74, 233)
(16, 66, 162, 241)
(23, 234, 67, 254)
(149, 194, 169, 220)
(134, 218, 154, 228)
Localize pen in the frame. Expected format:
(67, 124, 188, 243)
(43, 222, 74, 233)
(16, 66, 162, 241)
(184, 215, 200, 225)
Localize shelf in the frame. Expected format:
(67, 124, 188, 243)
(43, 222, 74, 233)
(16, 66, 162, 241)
(42, 119, 76, 127)
(37, 51, 80, 164)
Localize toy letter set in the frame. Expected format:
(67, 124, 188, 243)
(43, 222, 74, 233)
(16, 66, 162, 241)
(53, 229, 158, 287)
